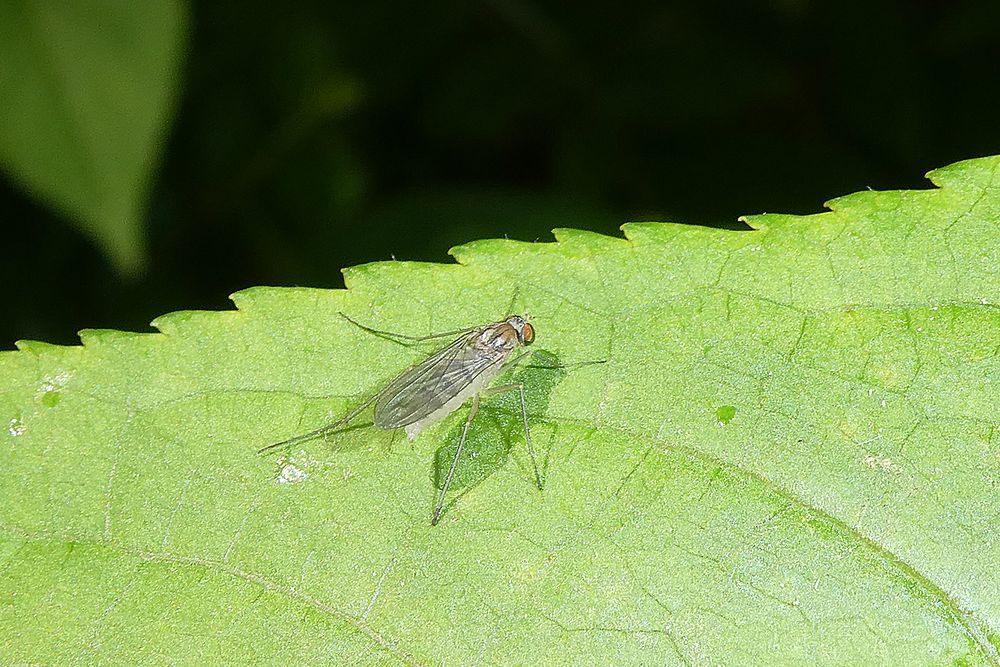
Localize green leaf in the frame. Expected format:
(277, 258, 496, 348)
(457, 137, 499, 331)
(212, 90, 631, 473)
(0, 0, 187, 275)
(2, 155, 999, 664)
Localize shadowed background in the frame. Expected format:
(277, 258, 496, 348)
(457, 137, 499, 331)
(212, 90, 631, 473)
(2, 1, 998, 347)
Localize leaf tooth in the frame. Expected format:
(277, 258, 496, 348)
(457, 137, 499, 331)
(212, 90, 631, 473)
(230, 286, 341, 312)
(14, 339, 71, 355)
(449, 236, 534, 266)
(621, 221, 746, 245)
(551, 227, 625, 251)
(78, 329, 149, 347)
(341, 261, 464, 295)
(620, 222, 669, 243)
(150, 309, 233, 336)
(738, 214, 771, 231)
(926, 155, 1000, 192)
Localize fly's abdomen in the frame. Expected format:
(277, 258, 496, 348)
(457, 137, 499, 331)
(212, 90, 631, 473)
(374, 358, 504, 434)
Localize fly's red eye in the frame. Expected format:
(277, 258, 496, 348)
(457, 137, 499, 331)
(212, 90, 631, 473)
(521, 323, 534, 345)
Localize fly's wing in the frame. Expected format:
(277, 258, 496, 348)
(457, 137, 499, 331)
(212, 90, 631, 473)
(374, 330, 503, 429)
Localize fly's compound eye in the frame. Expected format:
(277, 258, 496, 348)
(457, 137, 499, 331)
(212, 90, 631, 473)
(521, 322, 534, 345)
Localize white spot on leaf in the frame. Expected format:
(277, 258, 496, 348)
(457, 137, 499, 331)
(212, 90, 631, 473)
(36, 371, 71, 397)
(275, 450, 321, 485)
(863, 454, 900, 474)
(7, 418, 24, 437)
(278, 463, 308, 484)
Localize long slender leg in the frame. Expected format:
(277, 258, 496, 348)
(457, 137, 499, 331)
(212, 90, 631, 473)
(515, 384, 543, 490)
(480, 383, 543, 490)
(521, 359, 607, 370)
(257, 393, 379, 454)
(523, 350, 608, 370)
(432, 394, 480, 525)
(340, 312, 475, 342)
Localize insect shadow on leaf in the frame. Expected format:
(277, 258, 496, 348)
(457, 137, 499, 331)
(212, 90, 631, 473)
(430, 349, 570, 522)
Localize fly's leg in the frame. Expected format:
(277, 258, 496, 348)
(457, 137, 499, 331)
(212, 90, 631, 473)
(432, 394, 480, 525)
(387, 428, 411, 454)
(432, 383, 542, 525)
(481, 383, 543, 490)
(523, 350, 608, 370)
(519, 384, 543, 490)
(257, 393, 378, 455)
(340, 312, 475, 343)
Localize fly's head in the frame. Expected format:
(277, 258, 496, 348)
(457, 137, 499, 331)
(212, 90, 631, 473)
(507, 314, 534, 346)
(480, 314, 534, 354)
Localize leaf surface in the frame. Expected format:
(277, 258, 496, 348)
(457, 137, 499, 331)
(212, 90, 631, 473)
(1, 156, 999, 664)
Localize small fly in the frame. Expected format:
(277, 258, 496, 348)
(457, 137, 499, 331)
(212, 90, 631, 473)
(259, 312, 541, 524)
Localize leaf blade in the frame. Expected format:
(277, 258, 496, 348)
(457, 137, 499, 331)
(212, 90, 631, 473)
(1, 156, 998, 664)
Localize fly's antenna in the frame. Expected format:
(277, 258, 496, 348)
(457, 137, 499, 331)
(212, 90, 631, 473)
(339, 312, 475, 344)
(503, 288, 521, 319)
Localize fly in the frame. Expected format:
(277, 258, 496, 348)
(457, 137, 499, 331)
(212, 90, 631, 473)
(259, 312, 541, 525)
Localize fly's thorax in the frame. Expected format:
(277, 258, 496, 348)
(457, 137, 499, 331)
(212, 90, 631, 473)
(477, 323, 518, 355)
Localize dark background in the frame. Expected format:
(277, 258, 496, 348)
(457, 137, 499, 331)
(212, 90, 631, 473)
(3, 1, 999, 348)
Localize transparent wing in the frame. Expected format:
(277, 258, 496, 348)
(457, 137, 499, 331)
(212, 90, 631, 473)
(374, 330, 504, 428)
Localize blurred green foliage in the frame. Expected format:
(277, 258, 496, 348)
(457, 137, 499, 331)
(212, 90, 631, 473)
(0, 1, 187, 275)
(2, 1, 999, 347)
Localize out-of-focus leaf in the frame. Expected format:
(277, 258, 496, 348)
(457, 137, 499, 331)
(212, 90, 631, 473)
(0, 0, 187, 274)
